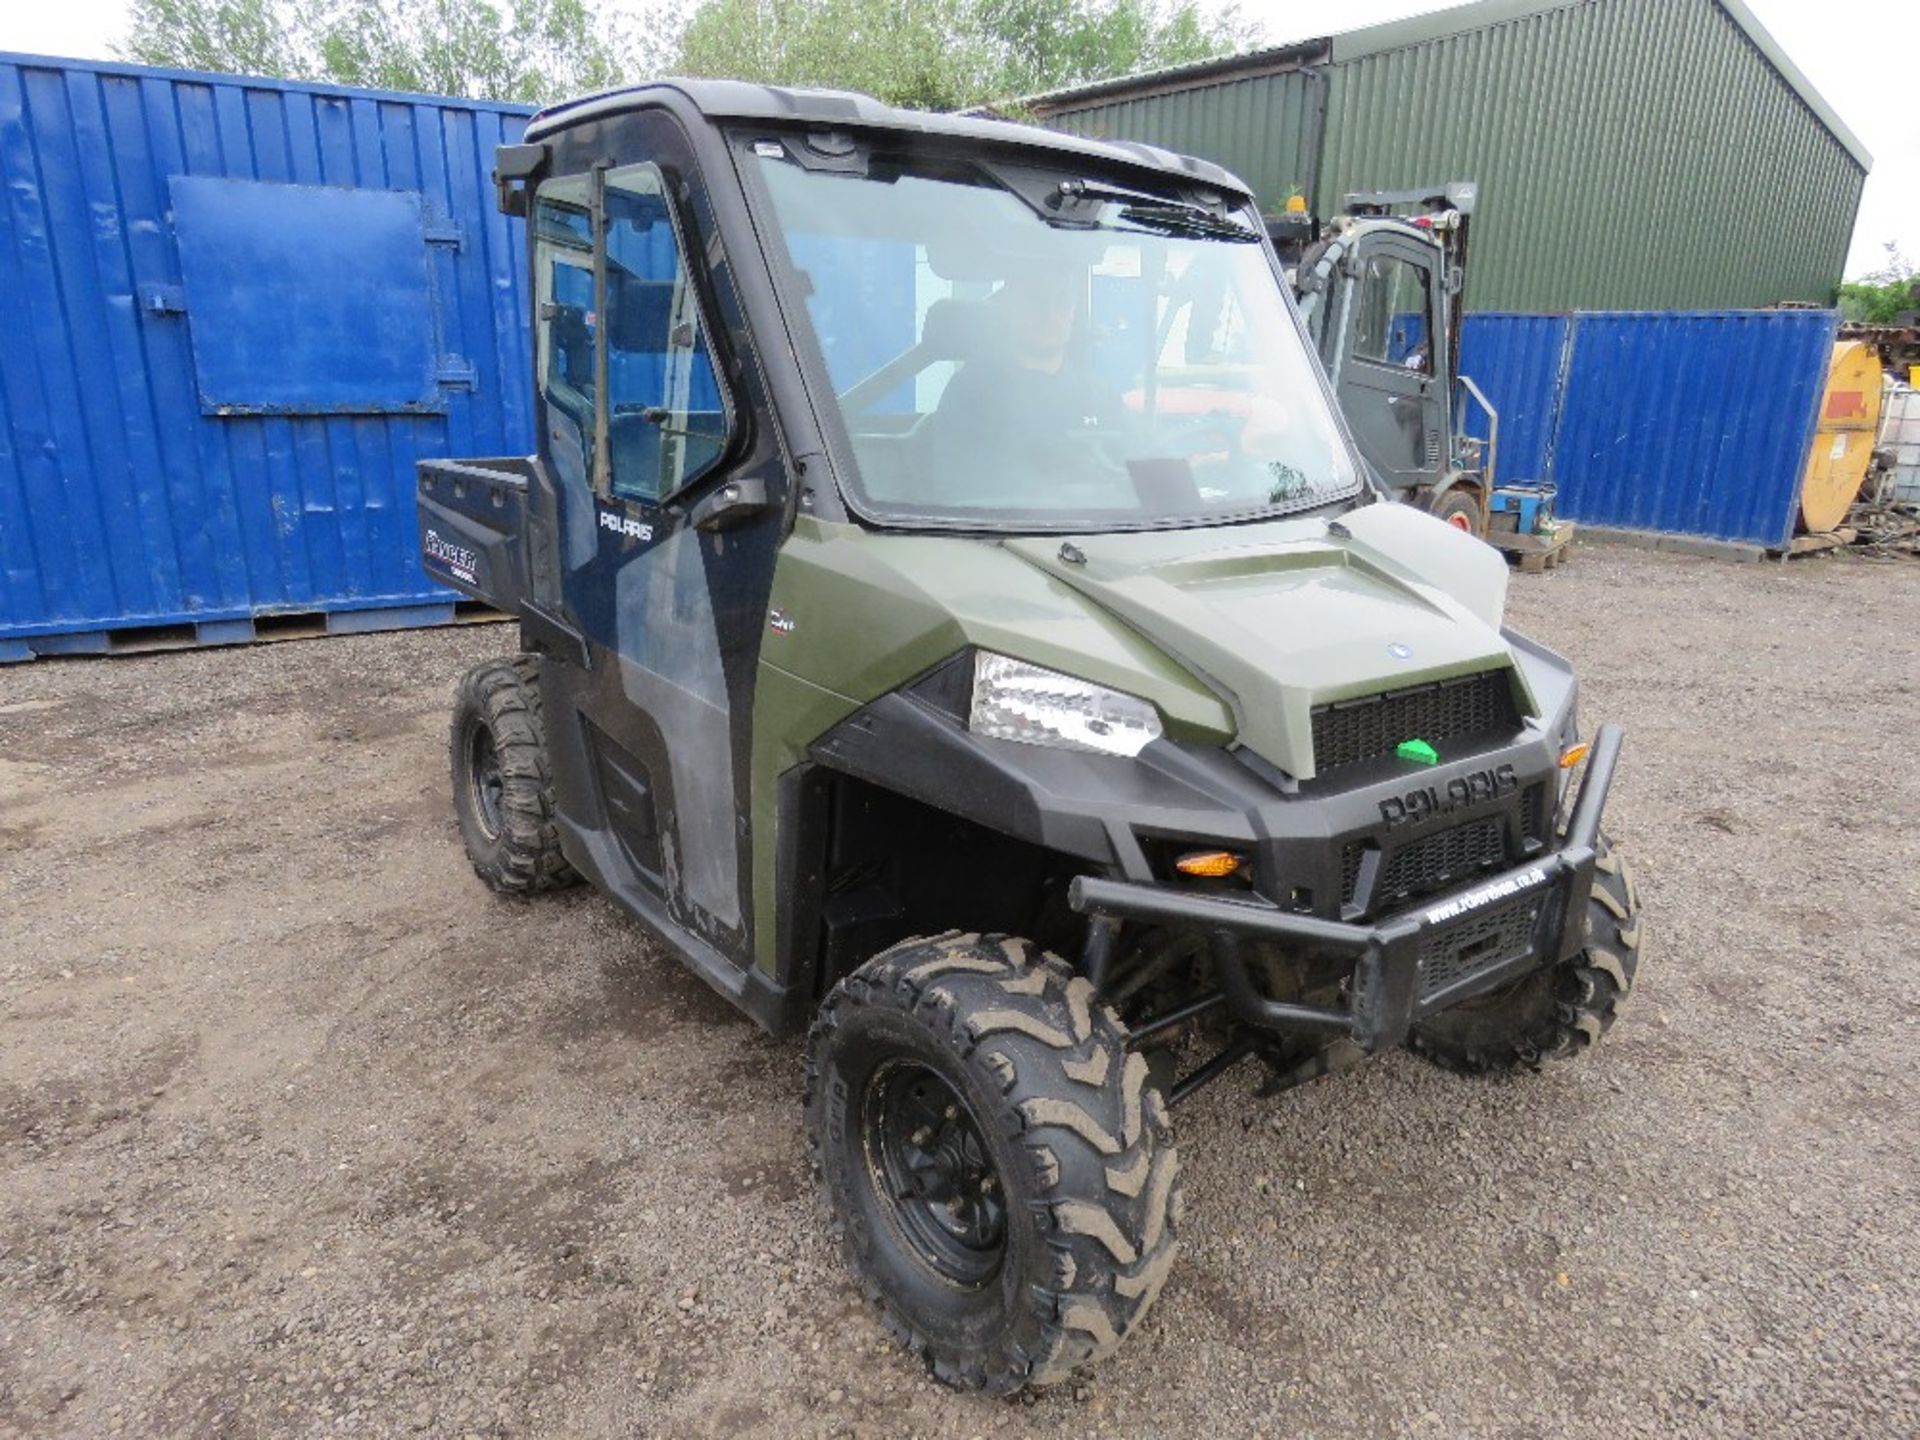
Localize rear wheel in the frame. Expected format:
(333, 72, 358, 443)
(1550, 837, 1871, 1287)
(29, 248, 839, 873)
(1410, 833, 1643, 1072)
(805, 933, 1180, 1394)
(449, 655, 577, 895)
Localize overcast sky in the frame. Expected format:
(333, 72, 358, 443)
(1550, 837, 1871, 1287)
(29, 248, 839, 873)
(2, 0, 1912, 279)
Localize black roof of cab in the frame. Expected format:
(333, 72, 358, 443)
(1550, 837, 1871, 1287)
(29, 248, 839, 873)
(523, 78, 1253, 200)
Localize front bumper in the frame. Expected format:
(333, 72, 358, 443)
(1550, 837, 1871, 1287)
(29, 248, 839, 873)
(1069, 725, 1623, 1055)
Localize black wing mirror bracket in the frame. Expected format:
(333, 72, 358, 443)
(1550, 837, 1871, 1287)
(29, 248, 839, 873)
(494, 143, 547, 217)
(691, 478, 769, 533)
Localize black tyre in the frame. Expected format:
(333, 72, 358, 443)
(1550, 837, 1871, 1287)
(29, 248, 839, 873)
(1410, 833, 1643, 1072)
(1433, 486, 1486, 536)
(449, 655, 577, 895)
(806, 932, 1180, 1394)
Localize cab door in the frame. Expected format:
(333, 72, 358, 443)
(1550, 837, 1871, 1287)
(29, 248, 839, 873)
(527, 124, 786, 971)
(1331, 235, 1445, 490)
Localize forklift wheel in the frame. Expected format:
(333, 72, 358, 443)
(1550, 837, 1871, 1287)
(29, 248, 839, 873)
(805, 933, 1180, 1394)
(1409, 831, 1642, 1072)
(449, 655, 578, 895)
(1434, 487, 1485, 535)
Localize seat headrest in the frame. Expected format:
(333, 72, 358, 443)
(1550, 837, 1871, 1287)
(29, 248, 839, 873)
(918, 298, 999, 363)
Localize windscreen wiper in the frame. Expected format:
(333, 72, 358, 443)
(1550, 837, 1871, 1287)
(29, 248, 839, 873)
(1049, 178, 1257, 241)
(1112, 203, 1259, 242)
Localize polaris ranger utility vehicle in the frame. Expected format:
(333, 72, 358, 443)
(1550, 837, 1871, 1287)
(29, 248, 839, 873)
(419, 80, 1644, 1395)
(1270, 183, 1501, 534)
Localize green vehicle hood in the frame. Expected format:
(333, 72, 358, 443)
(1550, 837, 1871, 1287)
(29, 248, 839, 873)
(764, 501, 1522, 782)
(1002, 500, 1523, 780)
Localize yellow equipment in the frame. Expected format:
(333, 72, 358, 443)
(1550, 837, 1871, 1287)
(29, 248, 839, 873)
(1798, 340, 1884, 533)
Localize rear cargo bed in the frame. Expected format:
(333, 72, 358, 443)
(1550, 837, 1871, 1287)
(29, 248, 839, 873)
(417, 457, 534, 612)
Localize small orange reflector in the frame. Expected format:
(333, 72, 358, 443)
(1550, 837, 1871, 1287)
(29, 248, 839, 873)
(1559, 742, 1591, 769)
(1175, 850, 1242, 878)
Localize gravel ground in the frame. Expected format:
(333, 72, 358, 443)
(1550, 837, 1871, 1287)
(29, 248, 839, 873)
(2, 543, 1917, 1439)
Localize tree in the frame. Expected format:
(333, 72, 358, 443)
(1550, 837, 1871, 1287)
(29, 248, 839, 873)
(122, 0, 1256, 110)
(123, 0, 305, 79)
(674, 0, 1256, 111)
(1838, 243, 1918, 326)
(121, 0, 666, 103)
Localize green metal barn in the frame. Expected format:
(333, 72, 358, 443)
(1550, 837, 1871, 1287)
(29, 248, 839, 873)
(1024, 0, 1870, 312)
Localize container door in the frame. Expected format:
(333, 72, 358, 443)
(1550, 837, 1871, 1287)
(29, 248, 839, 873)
(1331, 234, 1446, 491)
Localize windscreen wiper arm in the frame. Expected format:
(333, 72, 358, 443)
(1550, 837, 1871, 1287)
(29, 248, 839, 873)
(1050, 178, 1256, 240)
(1113, 203, 1259, 241)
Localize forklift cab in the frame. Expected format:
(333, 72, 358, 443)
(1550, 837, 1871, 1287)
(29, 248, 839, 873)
(1273, 183, 1495, 532)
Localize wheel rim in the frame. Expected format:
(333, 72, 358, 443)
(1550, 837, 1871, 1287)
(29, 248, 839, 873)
(865, 1060, 1006, 1286)
(466, 722, 505, 840)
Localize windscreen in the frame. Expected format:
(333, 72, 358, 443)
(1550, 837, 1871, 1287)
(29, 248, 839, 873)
(751, 146, 1362, 531)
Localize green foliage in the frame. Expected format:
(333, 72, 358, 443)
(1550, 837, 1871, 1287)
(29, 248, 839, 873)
(1837, 244, 1917, 325)
(121, 0, 665, 103)
(674, 0, 1256, 111)
(121, 0, 1257, 109)
(123, 0, 304, 79)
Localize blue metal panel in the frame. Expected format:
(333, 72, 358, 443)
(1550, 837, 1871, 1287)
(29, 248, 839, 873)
(170, 177, 441, 414)
(1457, 309, 1835, 545)
(1549, 311, 1836, 546)
(1458, 313, 1572, 484)
(0, 52, 534, 646)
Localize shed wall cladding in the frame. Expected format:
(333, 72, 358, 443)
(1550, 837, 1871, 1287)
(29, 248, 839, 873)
(1035, 0, 1868, 314)
(1319, 0, 1865, 312)
(0, 55, 534, 654)
(1042, 66, 1324, 214)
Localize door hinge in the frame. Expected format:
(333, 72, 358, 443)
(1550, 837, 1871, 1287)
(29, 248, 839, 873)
(139, 284, 186, 315)
(436, 356, 476, 388)
(423, 211, 465, 249)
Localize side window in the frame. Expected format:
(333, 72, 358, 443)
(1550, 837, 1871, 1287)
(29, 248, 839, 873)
(533, 179, 597, 493)
(601, 165, 729, 503)
(1354, 254, 1433, 374)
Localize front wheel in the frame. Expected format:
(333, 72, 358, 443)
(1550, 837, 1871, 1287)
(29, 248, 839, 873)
(805, 933, 1180, 1394)
(1410, 833, 1644, 1072)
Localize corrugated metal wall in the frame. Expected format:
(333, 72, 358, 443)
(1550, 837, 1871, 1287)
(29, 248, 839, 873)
(1462, 309, 1838, 546)
(1458, 312, 1571, 481)
(1035, 0, 1866, 313)
(1319, 0, 1864, 311)
(1041, 68, 1324, 208)
(0, 54, 533, 655)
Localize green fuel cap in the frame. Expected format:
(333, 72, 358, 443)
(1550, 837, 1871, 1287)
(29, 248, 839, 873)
(1397, 738, 1439, 766)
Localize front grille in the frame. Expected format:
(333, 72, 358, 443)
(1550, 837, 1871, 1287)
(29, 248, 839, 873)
(1379, 817, 1506, 906)
(1340, 842, 1366, 907)
(1418, 895, 1540, 1003)
(1311, 670, 1520, 777)
(1523, 781, 1548, 844)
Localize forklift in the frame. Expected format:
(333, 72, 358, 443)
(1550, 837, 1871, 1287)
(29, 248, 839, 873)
(1270, 182, 1502, 534)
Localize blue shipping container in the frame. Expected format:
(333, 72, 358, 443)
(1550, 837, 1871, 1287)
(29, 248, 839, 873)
(1460, 310, 1838, 549)
(0, 53, 535, 657)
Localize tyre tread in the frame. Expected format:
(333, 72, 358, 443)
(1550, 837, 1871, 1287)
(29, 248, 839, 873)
(804, 931, 1180, 1394)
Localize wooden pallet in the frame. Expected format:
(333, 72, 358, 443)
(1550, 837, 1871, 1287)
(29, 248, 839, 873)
(1786, 526, 1856, 557)
(1491, 522, 1577, 574)
(1, 599, 509, 664)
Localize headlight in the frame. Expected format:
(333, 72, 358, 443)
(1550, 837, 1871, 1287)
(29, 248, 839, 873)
(968, 652, 1163, 758)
